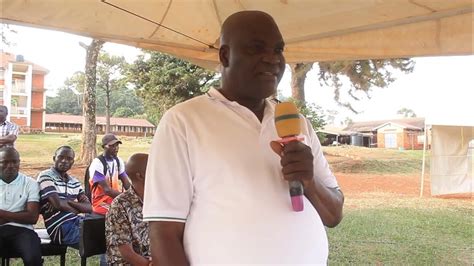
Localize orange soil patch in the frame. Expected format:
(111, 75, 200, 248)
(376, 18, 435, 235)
(336, 173, 429, 197)
(21, 164, 471, 201)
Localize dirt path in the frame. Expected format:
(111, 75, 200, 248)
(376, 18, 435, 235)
(22, 164, 471, 201)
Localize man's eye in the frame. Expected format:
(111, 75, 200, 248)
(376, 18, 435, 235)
(247, 44, 265, 54)
(275, 47, 284, 53)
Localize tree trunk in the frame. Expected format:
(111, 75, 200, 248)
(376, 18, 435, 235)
(80, 39, 104, 165)
(290, 63, 313, 103)
(105, 79, 110, 134)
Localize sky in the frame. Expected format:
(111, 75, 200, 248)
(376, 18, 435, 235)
(3, 24, 473, 125)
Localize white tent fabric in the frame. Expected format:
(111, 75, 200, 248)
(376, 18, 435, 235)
(1, 0, 473, 69)
(424, 125, 473, 195)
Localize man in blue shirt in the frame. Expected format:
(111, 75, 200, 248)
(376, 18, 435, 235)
(0, 147, 42, 266)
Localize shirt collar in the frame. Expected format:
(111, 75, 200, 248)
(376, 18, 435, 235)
(0, 173, 23, 185)
(50, 167, 71, 182)
(130, 186, 143, 205)
(206, 88, 276, 113)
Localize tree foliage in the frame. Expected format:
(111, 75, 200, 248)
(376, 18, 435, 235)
(47, 62, 144, 118)
(96, 52, 128, 133)
(290, 59, 415, 112)
(127, 51, 219, 124)
(1, 24, 16, 47)
(46, 72, 84, 115)
(397, 107, 417, 118)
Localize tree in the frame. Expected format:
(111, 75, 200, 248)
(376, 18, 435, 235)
(114, 106, 136, 117)
(46, 72, 85, 115)
(290, 59, 415, 112)
(397, 107, 417, 118)
(290, 63, 313, 102)
(343, 117, 353, 126)
(96, 53, 128, 134)
(48, 69, 144, 118)
(79, 39, 104, 165)
(127, 51, 219, 124)
(325, 109, 339, 126)
(1, 23, 16, 47)
(291, 99, 326, 141)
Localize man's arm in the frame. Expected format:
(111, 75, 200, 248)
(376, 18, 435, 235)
(119, 174, 131, 190)
(272, 141, 344, 227)
(0, 202, 40, 224)
(118, 159, 131, 190)
(96, 180, 121, 198)
(46, 194, 79, 214)
(304, 182, 344, 228)
(118, 244, 150, 266)
(150, 221, 188, 266)
(68, 193, 92, 213)
(0, 134, 17, 145)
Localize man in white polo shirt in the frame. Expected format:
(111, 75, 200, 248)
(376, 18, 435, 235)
(0, 147, 42, 265)
(143, 11, 344, 265)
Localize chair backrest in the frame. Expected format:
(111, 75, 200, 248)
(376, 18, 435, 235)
(79, 215, 106, 257)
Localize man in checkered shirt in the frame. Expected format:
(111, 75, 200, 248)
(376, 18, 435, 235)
(0, 105, 19, 148)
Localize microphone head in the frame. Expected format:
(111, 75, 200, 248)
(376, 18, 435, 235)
(274, 102, 301, 137)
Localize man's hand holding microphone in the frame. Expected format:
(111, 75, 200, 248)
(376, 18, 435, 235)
(271, 102, 316, 212)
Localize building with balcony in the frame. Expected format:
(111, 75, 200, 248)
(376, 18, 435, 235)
(0, 52, 48, 132)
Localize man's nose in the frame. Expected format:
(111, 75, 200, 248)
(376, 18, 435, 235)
(262, 51, 281, 64)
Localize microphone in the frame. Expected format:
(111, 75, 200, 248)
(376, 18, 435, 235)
(274, 102, 304, 212)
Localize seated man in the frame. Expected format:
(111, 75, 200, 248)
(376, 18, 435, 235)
(37, 145, 92, 246)
(88, 134, 130, 216)
(0, 147, 42, 266)
(106, 153, 151, 265)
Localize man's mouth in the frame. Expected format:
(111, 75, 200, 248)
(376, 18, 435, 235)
(260, 71, 278, 76)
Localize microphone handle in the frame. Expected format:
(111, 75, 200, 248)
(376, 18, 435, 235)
(289, 180, 304, 212)
(278, 136, 305, 212)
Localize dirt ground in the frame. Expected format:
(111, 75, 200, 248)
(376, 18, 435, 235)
(22, 164, 471, 201)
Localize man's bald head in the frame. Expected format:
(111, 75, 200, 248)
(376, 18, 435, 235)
(125, 153, 148, 184)
(218, 10, 286, 102)
(220, 11, 279, 46)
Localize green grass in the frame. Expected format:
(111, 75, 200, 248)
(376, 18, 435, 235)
(323, 145, 429, 174)
(16, 133, 152, 166)
(328, 206, 473, 265)
(7, 133, 472, 265)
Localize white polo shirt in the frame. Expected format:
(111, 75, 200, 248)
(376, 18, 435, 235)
(0, 173, 40, 230)
(144, 88, 339, 265)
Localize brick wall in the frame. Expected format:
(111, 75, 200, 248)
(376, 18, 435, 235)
(10, 117, 27, 127)
(31, 91, 44, 109)
(30, 111, 43, 130)
(32, 74, 44, 89)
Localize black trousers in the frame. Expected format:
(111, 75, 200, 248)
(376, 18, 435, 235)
(0, 225, 42, 266)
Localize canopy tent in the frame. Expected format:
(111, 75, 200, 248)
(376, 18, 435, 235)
(1, 0, 473, 69)
(420, 118, 474, 196)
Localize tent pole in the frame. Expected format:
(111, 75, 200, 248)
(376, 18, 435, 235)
(420, 123, 428, 197)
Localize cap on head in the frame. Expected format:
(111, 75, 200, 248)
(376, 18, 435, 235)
(102, 133, 122, 147)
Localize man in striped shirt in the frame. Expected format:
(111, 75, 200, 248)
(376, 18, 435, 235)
(37, 145, 92, 246)
(0, 106, 19, 148)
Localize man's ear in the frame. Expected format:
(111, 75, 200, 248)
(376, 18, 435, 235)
(219, 45, 230, 67)
(138, 172, 146, 181)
